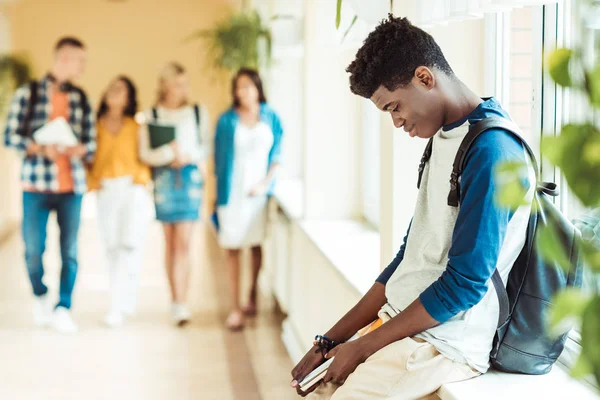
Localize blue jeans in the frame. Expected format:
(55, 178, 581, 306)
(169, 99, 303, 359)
(22, 192, 83, 309)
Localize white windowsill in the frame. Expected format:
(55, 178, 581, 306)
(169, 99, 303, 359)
(298, 219, 381, 296)
(274, 178, 304, 220)
(274, 179, 381, 295)
(438, 366, 599, 400)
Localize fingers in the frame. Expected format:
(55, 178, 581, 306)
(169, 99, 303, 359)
(323, 370, 346, 387)
(324, 346, 339, 359)
(296, 381, 320, 397)
(291, 359, 307, 385)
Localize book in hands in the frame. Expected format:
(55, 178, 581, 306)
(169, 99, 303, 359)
(298, 303, 400, 392)
(299, 357, 334, 392)
(147, 123, 176, 149)
(33, 117, 78, 147)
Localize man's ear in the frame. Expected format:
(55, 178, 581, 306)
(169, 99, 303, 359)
(414, 66, 435, 90)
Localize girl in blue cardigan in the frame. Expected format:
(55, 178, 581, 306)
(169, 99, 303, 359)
(214, 69, 283, 330)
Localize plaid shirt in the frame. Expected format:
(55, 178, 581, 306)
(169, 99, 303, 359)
(3, 76, 96, 194)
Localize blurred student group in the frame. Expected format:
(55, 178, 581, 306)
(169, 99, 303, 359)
(3, 37, 281, 334)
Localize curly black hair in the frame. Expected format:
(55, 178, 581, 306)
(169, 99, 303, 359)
(346, 16, 454, 99)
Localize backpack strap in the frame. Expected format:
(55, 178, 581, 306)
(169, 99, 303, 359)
(193, 104, 201, 144)
(447, 117, 542, 330)
(72, 86, 91, 139)
(491, 270, 509, 329)
(417, 137, 434, 189)
(448, 117, 540, 207)
(152, 107, 158, 121)
(21, 81, 38, 138)
(193, 104, 200, 127)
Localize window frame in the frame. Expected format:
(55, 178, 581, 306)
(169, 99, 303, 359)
(360, 98, 382, 229)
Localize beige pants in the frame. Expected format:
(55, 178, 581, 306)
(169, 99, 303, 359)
(308, 337, 479, 400)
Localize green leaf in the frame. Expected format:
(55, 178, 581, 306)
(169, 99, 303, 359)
(582, 241, 600, 273)
(496, 161, 527, 174)
(342, 15, 358, 41)
(586, 64, 600, 108)
(549, 288, 591, 335)
(536, 224, 573, 273)
(580, 297, 600, 385)
(571, 353, 594, 379)
(583, 138, 600, 165)
(542, 124, 600, 207)
(496, 180, 529, 209)
(581, 298, 600, 362)
(495, 161, 529, 209)
(548, 48, 573, 87)
(336, 0, 343, 29)
(185, 9, 272, 74)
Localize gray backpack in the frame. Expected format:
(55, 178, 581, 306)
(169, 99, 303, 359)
(418, 117, 584, 374)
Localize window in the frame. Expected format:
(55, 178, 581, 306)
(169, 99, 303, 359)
(508, 7, 542, 144)
(361, 99, 381, 228)
(538, 0, 599, 387)
(492, 1, 599, 387)
(487, 6, 544, 147)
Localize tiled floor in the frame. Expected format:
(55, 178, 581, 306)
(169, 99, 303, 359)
(0, 217, 298, 400)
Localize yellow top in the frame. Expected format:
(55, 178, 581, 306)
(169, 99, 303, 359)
(88, 117, 151, 191)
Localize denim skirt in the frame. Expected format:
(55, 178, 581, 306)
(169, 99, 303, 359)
(152, 165, 202, 223)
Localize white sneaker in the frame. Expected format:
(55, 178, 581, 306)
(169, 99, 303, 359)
(33, 294, 52, 328)
(53, 307, 78, 334)
(122, 309, 136, 318)
(103, 311, 124, 328)
(171, 303, 191, 327)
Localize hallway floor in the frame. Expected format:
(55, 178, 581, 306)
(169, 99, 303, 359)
(0, 218, 297, 400)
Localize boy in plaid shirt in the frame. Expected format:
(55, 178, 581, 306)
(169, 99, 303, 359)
(3, 37, 95, 334)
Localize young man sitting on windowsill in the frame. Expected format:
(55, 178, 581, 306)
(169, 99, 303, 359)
(290, 16, 535, 400)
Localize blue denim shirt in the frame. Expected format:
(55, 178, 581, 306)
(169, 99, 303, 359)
(214, 103, 284, 206)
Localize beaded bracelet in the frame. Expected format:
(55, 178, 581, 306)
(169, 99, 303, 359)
(313, 334, 337, 356)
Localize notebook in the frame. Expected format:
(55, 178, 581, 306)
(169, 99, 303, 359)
(298, 303, 400, 392)
(33, 117, 78, 147)
(148, 123, 176, 149)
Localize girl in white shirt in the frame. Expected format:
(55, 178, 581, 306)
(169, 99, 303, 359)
(139, 62, 210, 326)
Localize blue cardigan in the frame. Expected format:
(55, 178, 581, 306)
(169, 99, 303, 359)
(214, 103, 284, 206)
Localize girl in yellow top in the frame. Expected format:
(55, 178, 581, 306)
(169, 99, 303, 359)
(89, 76, 151, 328)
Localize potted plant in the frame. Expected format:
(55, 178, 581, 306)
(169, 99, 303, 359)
(187, 9, 272, 75)
(0, 54, 32, 121)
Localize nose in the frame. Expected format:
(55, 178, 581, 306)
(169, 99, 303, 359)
(391, 115, 404, 129)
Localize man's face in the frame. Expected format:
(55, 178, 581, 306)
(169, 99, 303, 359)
(370, 68, 443, 139)
(56, 46, 87, 81)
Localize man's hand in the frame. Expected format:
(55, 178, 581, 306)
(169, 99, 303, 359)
(321, 340, 369, 387)
(26, 142, 42, 156)
(290, 345, 326, 397)
(65, 144, 87, 159)
(42, 145, 59, 161)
